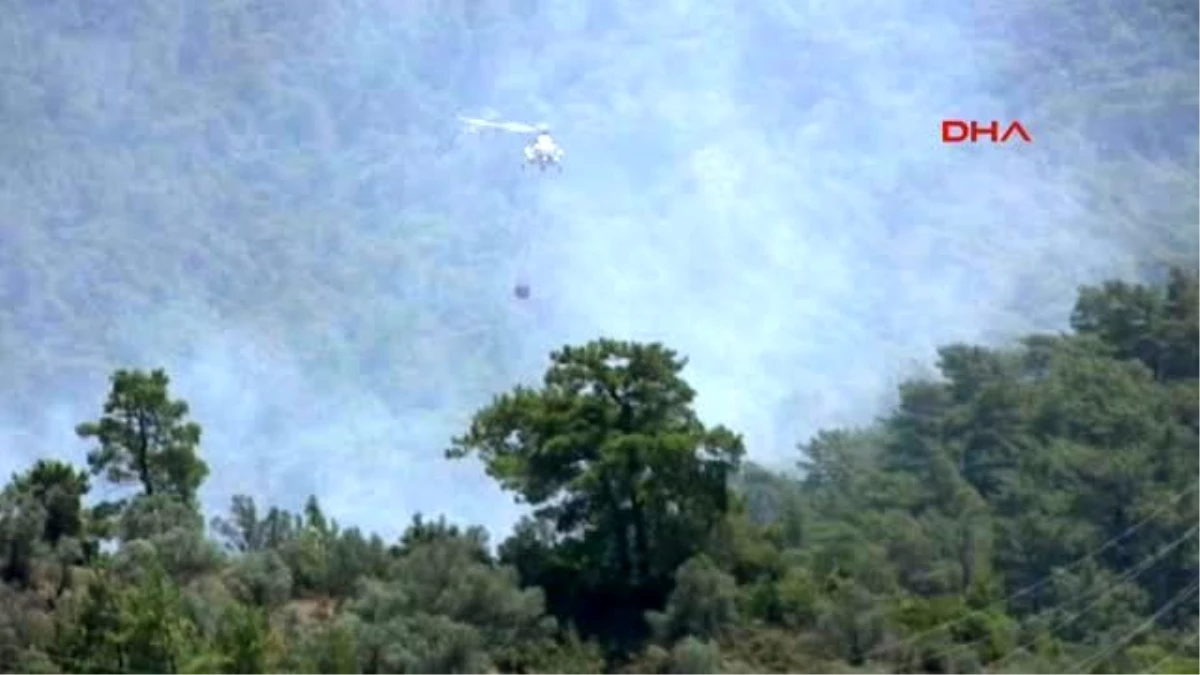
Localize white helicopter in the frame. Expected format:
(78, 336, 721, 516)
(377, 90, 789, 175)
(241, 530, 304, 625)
(458, 115, 564, 172)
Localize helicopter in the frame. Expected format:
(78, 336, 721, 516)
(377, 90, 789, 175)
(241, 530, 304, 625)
(458, 115, 564, 172)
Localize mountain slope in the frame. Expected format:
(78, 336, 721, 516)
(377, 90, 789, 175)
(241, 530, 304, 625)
(0, 0, 1195, 537)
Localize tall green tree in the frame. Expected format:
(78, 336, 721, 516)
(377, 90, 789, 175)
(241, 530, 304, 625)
(0, 487, 44, 588)
(9, 460, 90, 548)
(449, 339, 744, 642)
(76, 369, 209, 505)
(5, 460, 95, 596)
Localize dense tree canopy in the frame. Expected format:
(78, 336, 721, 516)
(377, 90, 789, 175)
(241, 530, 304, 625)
(0, 1, 1194, 672)
(0, 272, 1196, 673)
(448, 340, 744, 645)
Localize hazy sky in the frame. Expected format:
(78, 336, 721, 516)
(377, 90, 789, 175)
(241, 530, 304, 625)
(1, 0, 1196, 539)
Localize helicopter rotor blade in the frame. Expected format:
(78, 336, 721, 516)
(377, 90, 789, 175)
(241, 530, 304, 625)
(458, 116, 539, 134)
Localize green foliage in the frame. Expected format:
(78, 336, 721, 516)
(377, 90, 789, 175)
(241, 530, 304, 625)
(0, 272, 1196, 673)
(516, 629, 607, 674)
(450, 339, 744, 643)
(112, 494, 224, 583)
(210, 495, 296, 554)
(76, 369, 209, 505)
(0, 5, 1194, 673)
(275, 613, 361, 674)
(9, 461, 90, 549)
(224, 550, 294, 609)
(665, 637, 723, 674)
(648, 555, 739, 643)
(0, 486, 49, 588)
(210, 604, 280, 674)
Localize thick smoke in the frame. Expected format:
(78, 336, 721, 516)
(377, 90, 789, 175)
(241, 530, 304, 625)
(0, 1, 1195, 538)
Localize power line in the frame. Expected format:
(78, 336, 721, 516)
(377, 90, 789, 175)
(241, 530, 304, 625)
(1132, 629, 1200, 672)
(936, 516, 1200, 662)
(869, 482, 1198, 660)
(1068, 579, 1199, 673)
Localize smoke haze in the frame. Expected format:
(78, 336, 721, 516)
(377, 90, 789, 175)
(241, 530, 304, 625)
(1, 0, 1196, 538)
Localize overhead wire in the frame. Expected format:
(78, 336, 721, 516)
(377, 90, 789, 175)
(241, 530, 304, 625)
(1067, 579, 1199, 674)
(866, 481, 1198, 661)
(1137, 629, 1200, 667)
(12, 646, 139, 674)
(931, 516, 1200, 662)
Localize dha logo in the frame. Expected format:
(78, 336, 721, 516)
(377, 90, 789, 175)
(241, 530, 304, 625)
(942, 120, 1032, 144)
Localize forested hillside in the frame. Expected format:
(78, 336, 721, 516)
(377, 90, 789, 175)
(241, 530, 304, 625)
(0, 272, 1195, 673)
(1, 3, 1197, 671)
(1, 0, 1197, 539)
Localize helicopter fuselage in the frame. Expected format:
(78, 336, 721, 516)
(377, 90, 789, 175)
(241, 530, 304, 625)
(524, 134, 563, 172)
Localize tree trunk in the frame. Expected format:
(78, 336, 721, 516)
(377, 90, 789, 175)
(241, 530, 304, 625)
(628, 485, 651, 585)
(603, 477, 633, 582)
(135, 412, 154, 495)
